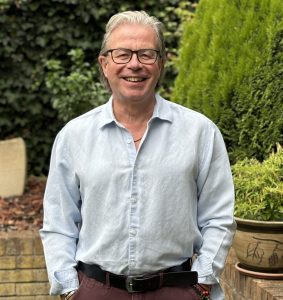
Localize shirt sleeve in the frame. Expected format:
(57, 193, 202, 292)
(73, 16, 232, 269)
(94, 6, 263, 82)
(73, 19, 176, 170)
(39, 130, 81, 295)
(191, 123, 236, 288)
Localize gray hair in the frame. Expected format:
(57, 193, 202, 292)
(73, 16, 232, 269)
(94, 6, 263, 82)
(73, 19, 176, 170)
(98, 11, 166, 91)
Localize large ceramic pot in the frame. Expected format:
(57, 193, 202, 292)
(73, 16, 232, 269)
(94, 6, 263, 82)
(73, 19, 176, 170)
(233, 217, 283, 274)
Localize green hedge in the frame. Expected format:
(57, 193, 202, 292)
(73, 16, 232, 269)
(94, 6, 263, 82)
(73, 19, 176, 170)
(234, 29, 283, 161)
(172, 0, 283, 163)
(0, 0, 197, 175)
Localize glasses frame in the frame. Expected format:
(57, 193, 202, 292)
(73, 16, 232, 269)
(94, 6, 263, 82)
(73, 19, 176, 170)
(104, 48, 161, 65)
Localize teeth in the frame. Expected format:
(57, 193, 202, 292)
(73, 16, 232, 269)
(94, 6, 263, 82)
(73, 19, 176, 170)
(125, 77, 144, 82)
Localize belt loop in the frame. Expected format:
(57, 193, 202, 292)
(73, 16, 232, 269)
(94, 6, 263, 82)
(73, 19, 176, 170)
(159, 273, 164, 288)
(106, 272, 110, 287)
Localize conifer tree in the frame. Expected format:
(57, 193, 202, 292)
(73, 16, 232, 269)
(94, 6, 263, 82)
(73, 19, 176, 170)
(172, 0, 283, 162)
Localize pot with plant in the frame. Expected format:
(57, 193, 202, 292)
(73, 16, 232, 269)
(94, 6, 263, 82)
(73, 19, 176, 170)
(232, 144, 283, 278)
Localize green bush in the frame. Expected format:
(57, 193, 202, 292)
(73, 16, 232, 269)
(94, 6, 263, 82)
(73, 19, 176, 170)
(45, 49, 108, 122)
(172, 0, 283, 163)
(232, 144, 283, 221)
(0, 0, 197, 175)
(234, 29, 283, 161)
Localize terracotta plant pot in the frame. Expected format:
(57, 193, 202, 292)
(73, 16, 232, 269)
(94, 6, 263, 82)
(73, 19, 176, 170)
(233, 217, 283, 274)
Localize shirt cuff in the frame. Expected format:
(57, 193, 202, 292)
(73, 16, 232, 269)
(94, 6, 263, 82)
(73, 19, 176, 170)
(191, 255, 218, 285)
(50, 268, 79, 295)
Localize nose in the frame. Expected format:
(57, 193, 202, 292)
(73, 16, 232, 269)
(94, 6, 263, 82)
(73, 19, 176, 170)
(127, 53, 142, 69)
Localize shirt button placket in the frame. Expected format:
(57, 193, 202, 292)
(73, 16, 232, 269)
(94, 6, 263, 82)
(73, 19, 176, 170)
(128, 164, 139, 272)
(123, 128, 140, 273)
(128, 196, 138, 271)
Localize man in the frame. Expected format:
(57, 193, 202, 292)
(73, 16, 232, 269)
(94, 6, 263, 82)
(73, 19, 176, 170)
(40, 11, 236, 300)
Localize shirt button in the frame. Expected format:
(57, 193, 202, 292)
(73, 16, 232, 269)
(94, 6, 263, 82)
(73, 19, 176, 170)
(129, 229, 137, 236)
(131, 197, 137, 204)
(129, 261, 136, 267)
(127, 139, 132, 144)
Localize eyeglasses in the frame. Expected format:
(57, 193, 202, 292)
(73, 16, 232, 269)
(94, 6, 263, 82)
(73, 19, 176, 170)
(104, 48, 160, 65)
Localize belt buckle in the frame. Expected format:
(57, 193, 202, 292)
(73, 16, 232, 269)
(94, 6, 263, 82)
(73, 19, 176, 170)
(126, 276, 139, 293)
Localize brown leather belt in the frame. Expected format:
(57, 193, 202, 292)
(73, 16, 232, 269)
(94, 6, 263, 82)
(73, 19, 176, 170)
(77, 260, 198, 293)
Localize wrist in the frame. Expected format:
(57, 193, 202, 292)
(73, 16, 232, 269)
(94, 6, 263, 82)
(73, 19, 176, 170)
(199, 284, 212, 292)
(60, 290, 76, 300)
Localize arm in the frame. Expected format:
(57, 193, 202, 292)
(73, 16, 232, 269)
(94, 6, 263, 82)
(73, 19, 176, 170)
(40, 131, 81, 295)
(192, 124, 236, 293)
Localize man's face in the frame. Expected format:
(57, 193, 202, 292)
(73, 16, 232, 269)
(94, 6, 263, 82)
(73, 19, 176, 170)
(99, 23, 164, 105)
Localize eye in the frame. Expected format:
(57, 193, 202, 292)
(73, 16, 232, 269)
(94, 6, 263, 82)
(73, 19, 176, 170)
(113, 49, 130, 61)
(139, 50, 156, 60)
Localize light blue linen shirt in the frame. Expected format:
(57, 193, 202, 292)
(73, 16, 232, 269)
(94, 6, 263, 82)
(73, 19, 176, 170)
(40, 94, 236, 300)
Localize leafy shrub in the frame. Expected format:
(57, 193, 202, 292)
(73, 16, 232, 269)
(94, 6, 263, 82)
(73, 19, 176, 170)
(172, 0, 283, 163)
(232, 144, 283, 221)
(45, 49, 108, 122)
(234, 29, 283, 161)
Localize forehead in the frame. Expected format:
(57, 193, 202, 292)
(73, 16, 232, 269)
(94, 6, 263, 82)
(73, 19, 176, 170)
(107, 23, 158, 49)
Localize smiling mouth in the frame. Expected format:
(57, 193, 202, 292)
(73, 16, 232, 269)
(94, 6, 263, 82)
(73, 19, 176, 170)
(123, 77, 146, 82)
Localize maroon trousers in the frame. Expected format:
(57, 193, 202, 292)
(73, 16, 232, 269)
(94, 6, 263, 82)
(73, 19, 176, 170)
(72, 271, 201, 300)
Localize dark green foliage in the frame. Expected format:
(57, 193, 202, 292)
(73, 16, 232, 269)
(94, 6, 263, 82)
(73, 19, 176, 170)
(45, 49, 108, 122)
(234, 29, 283, 161)
(0, 0, 197, 175)
(172, 0, 283, 163)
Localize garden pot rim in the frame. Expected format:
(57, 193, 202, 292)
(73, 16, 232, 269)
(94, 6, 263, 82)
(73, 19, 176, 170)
(235, 216, 283, 228)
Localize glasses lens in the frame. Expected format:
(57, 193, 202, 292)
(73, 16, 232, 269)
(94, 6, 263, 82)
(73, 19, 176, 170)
(138, 49, 157, 64)
(111, 49, 131, 63)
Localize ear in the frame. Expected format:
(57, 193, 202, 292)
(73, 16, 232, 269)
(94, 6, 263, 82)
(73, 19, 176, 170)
(98, 55, 108, 78)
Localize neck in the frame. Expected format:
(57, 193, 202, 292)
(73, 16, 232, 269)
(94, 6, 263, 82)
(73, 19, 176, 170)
(113, 97, 156, 126)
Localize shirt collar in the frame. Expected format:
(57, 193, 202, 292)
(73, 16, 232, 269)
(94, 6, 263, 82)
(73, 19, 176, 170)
(98, 94, 173, 129)
(151, 94, 173, 123)
(98, 96, 116, 129)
